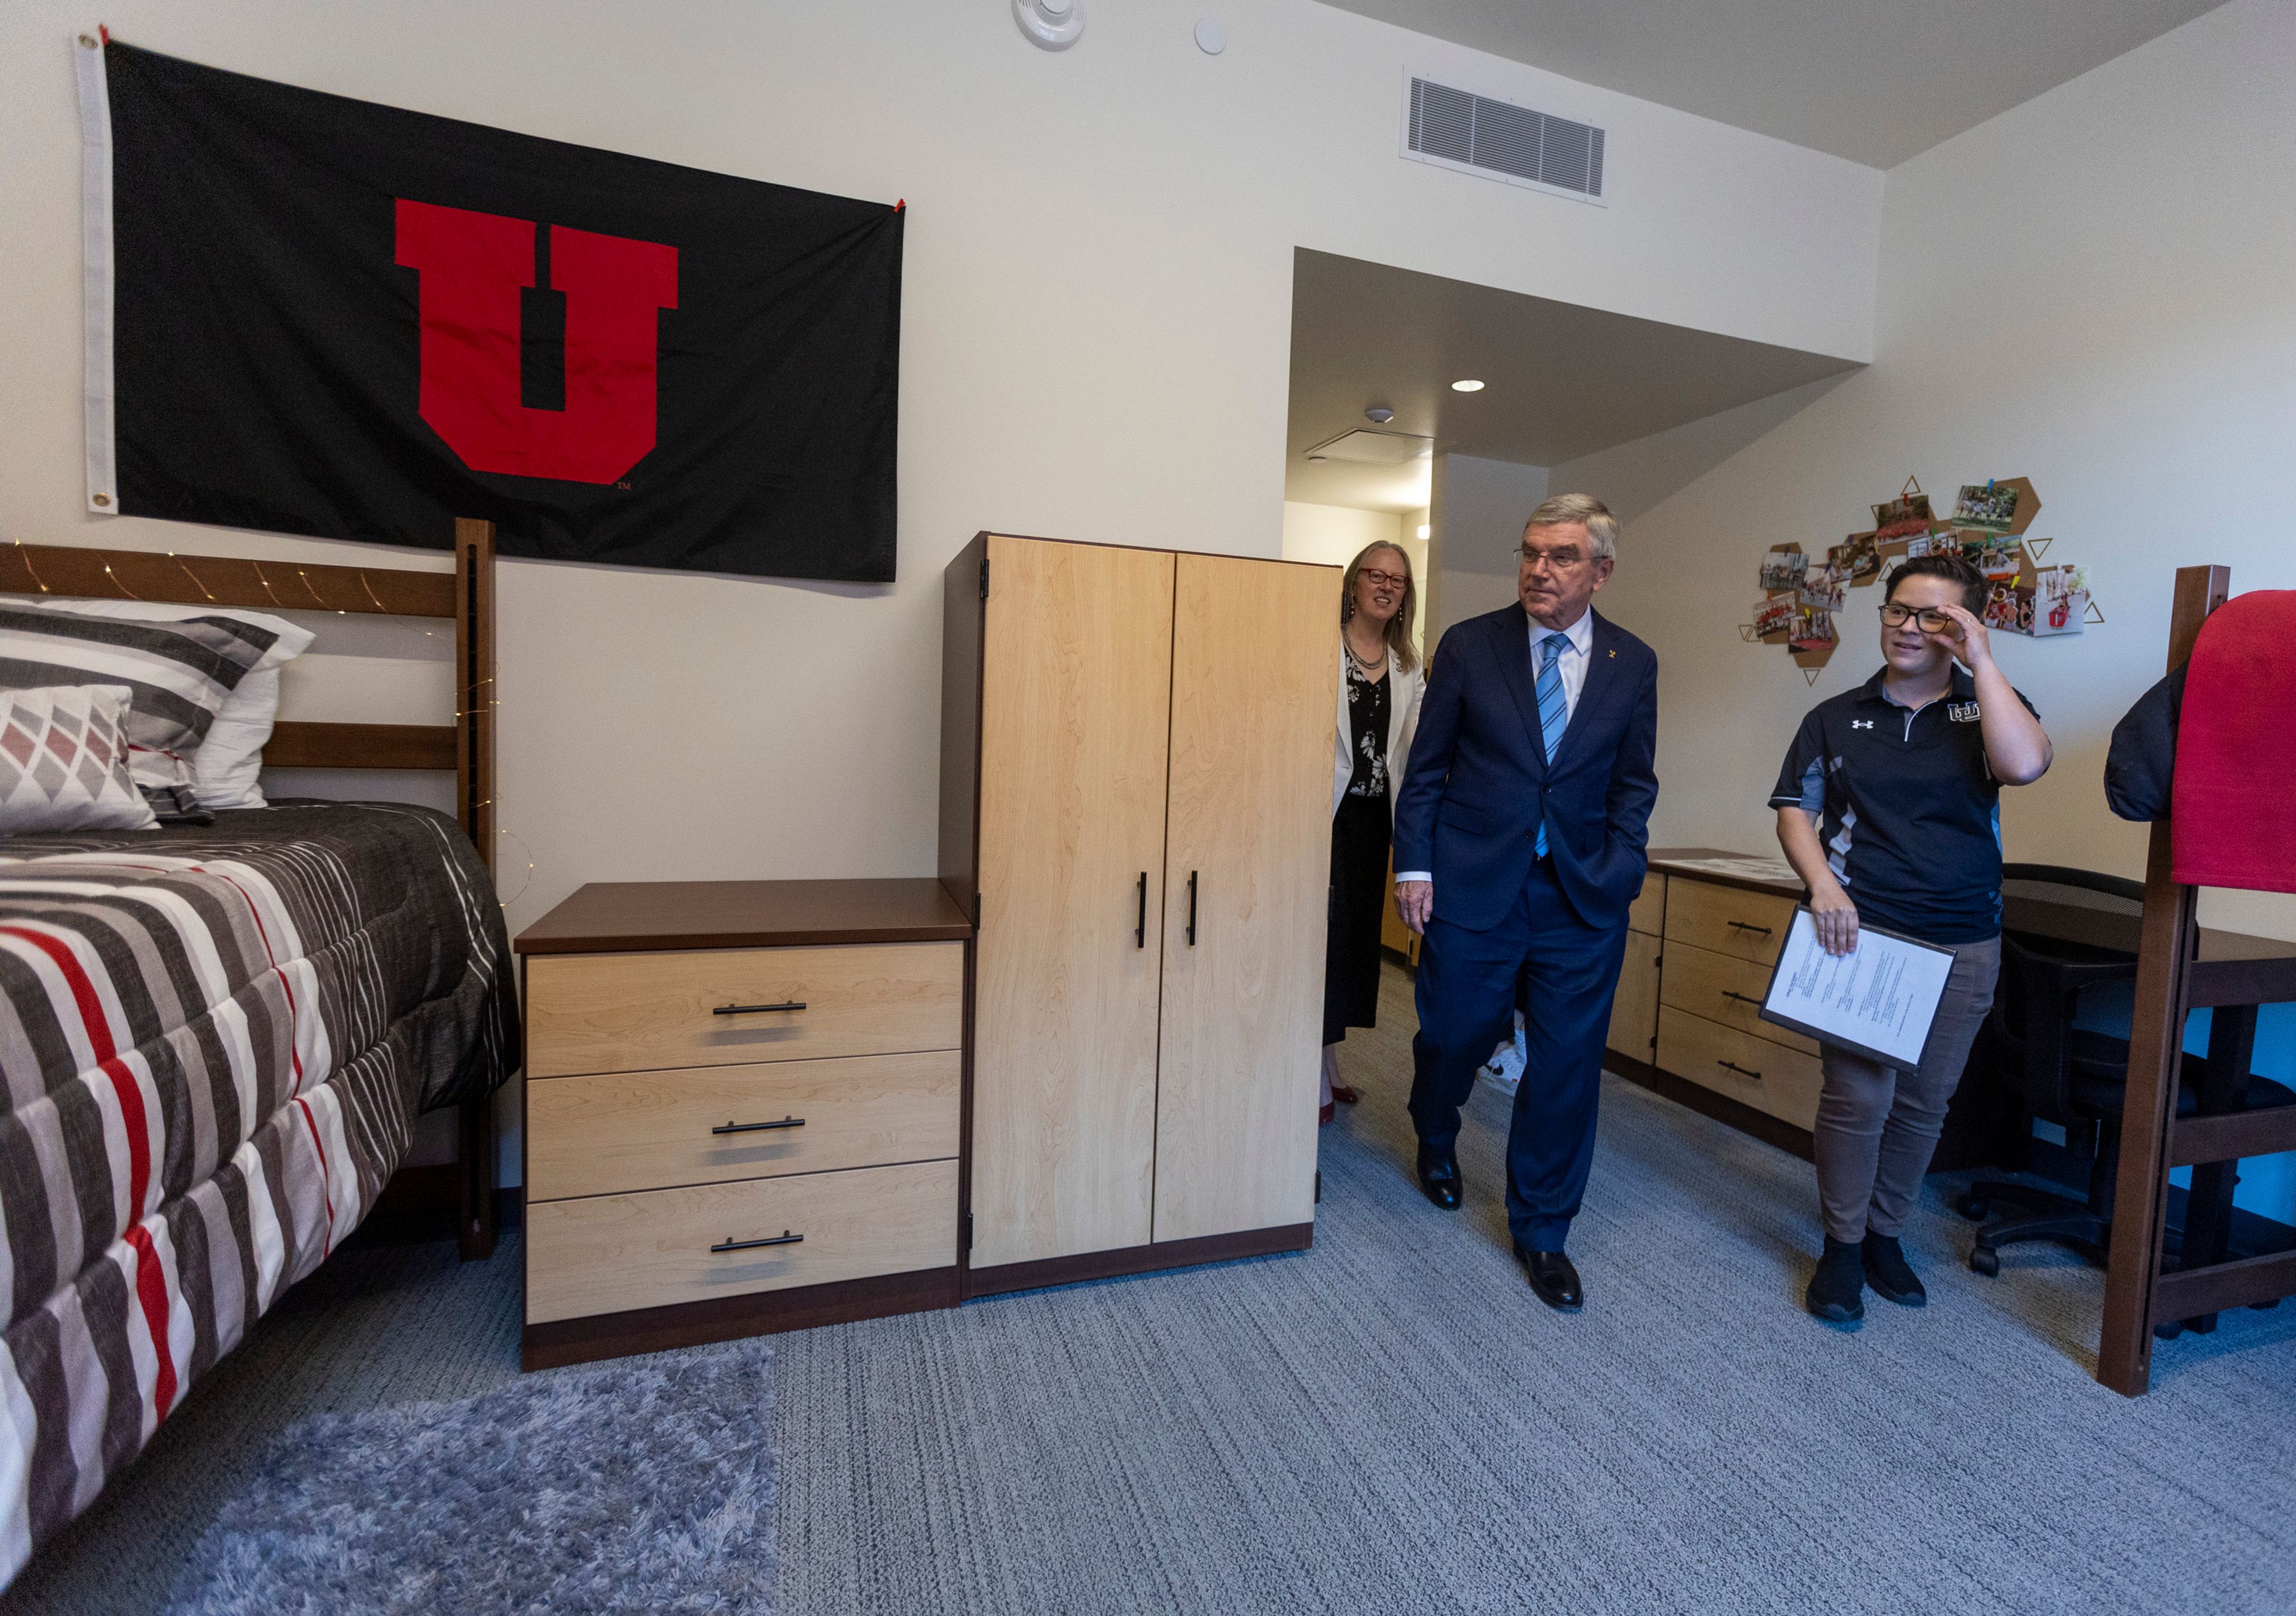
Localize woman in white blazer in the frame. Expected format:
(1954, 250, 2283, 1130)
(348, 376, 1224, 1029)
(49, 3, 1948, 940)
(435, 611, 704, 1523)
(1322, 540, 1425, 1121)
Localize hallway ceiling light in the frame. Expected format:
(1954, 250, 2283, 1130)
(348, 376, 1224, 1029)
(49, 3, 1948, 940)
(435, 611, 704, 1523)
(1418, 525, 1431, 539)
(1014, 0, 1086, 51)
(1451, 379, 1485, 392)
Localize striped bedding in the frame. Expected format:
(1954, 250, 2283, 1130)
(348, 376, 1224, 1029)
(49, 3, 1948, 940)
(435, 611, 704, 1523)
(0, 801, 517, 1583)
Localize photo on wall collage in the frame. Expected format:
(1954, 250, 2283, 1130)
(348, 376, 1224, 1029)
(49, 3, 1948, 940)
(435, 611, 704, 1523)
(1741, 475, 2099, 681)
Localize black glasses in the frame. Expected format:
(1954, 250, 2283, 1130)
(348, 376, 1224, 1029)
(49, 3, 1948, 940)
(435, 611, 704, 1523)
(1519, 543, 1587, 571)
(1879, 603, 1954, 632)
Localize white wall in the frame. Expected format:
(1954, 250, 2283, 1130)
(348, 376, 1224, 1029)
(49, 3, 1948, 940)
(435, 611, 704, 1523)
(0, 0, 1880, 929)
(1596, 0, 2296, 944)
(0, 1, 1880, 1170)
(1430, 453, 1549, 636)
(1587, 1, 2296, 1214)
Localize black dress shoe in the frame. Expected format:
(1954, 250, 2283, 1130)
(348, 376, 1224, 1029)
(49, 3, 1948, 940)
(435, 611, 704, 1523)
(1415, 1150, 1462, 1211)
(1515, 1245, 1583, 1312)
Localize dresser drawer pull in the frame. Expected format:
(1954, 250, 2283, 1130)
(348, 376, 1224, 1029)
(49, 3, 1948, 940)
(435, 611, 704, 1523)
(1721, 990, 1763, 1008)
(712, 1001, 807, 1016)
(711, 1115, 805, 1135)
(710, 1230, 803, 1254)
(1717, 1059, 1763, 1081)
(1726, 920, 1773, 937)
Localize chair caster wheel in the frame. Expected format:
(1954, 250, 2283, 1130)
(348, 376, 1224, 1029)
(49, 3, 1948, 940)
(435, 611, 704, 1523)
(1955, 1194, 1989, 1221)
(1968, 1246, 2001, 1277)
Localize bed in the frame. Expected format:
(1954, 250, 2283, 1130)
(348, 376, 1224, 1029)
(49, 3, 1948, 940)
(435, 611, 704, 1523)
(0, 525, 516, 1579)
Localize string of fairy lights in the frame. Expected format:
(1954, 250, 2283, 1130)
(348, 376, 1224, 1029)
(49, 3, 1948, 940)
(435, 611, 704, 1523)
(7, 537, 533, 907)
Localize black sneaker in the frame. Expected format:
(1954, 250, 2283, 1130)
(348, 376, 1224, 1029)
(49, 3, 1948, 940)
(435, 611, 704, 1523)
(1862, 1232, 1927, 1307)
(1805, 1237, 1866, 1324)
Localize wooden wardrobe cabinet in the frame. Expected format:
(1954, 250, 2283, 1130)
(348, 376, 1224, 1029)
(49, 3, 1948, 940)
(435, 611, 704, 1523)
(941, 533, 1339, 1293)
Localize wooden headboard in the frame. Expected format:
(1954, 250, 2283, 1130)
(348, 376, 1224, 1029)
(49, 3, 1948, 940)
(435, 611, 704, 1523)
(3, 517, 497, 874)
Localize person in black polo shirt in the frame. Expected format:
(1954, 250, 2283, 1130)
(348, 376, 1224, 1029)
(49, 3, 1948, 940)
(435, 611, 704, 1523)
(1769, 553, 2053, 1324)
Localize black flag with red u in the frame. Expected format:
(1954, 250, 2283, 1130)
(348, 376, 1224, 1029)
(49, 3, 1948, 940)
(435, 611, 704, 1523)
(86, 39, 902, 582)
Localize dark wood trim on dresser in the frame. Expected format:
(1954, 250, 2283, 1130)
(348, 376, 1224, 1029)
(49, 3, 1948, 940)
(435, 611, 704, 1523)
(522, 1268, 962, 1371)
(961, 1222, 1314, 1300)
(938, 530, 987, 924)
(512, 877, 973, 955)
(1607, 1052, 1816, 1163)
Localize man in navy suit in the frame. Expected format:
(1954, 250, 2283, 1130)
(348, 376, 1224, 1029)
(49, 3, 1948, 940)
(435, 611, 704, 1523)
(1392, 493, 1659, 1312)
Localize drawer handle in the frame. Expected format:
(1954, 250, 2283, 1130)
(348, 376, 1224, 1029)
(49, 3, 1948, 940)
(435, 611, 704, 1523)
(1717, 1059, 1763, 1081)
(1721, 990, 1763, 1008)
(711, 1230, 803, 1254)
(713, 1001, 807, 1016)
(1135, 871, 1148, 949)
(1726, 921, 1773, 937)
(712, 1115, 805, 1135)
(1186, 870, 1199, 947)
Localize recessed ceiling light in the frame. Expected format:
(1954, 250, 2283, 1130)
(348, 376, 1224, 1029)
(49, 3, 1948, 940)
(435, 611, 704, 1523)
(1417, 524, 1430, 539)
(1451, 379, 1485, 392)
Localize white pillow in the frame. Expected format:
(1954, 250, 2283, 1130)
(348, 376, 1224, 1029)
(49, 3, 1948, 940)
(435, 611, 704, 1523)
(0, 685, 158, 833)
(9, 597, 314, 810)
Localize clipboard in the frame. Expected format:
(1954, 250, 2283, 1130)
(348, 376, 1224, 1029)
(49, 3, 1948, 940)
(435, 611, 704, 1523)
(1757, 907, 1959, 1069)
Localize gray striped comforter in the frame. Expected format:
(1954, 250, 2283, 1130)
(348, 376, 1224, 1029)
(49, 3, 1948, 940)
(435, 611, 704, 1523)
(0, 801, 516, 1583)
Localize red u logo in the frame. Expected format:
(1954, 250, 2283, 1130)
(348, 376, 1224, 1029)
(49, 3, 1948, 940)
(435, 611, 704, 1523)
(394, 199, 679, 485)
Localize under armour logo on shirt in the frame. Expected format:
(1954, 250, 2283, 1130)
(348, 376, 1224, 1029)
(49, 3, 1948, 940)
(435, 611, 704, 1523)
(1851, 719, 1874, 730)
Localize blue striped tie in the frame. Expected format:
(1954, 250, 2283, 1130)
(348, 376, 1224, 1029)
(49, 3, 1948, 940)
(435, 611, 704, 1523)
(1534, 630, 1571, 858)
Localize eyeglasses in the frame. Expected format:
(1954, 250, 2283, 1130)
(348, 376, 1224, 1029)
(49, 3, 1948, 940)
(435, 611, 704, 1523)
(1357, 569, 1408, 589)
(1879, 602, 1955, 632)
(1519, 544, 1588, 571)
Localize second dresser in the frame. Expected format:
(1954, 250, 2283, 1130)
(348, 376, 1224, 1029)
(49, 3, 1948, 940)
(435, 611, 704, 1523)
(514, 879, 972, 1370)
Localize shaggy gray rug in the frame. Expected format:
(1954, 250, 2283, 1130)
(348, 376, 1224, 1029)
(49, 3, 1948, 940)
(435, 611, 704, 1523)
(158, 1341, 775, 1616)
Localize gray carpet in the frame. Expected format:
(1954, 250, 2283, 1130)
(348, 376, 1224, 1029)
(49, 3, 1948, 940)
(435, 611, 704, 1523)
(8, 962, 2294, 1615)
(157, 1342, 774, 1616)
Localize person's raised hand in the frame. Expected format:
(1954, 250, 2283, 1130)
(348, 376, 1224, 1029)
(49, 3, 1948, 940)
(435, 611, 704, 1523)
(1935, 602, 1995, 672)
(1395, 880, 1433, 937)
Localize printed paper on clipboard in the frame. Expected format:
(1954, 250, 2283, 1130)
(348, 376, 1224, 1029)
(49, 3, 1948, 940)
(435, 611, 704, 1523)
(1758, 908, 1958, 1069)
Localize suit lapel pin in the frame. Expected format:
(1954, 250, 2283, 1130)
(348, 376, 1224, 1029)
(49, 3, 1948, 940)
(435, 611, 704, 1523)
(1608, 648, 1616, 658)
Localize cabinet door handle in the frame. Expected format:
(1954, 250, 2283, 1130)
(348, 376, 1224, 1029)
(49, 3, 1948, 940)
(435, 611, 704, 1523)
(713, 1001, 806, 1016)
(1727, 920, 1773, 937)
(711, 1116, 804, 1135)
(1135, 871, 1147, 948)
(1186, 870, 1198, 946)
(1717, 1059, 1763, 1081)
(711, 1230, 803, 1253)
(1721, 990, 1763, 1008)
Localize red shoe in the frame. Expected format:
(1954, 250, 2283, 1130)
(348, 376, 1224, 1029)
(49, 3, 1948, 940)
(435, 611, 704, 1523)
(1330, 1084, 1360, 1105)
(1319, 1100, 1336, 1125)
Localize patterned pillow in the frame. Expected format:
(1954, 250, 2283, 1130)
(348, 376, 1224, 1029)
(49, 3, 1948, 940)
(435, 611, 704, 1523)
(0, 685, 158, 833)
(0, 603, 280, 816)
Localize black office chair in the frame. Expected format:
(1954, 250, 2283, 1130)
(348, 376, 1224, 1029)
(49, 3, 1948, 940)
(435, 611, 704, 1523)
(1958, 865, 2295, 1281)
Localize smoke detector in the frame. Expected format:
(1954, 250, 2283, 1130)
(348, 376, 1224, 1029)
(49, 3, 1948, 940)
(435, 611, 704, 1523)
(1364, 406, 1394, 425)
(1015, 0, 1086, 51)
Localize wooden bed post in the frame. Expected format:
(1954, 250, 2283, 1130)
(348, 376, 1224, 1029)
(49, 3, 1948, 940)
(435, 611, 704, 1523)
(2096, 563, 2229, 1395)
(454, 517, 500, 1261)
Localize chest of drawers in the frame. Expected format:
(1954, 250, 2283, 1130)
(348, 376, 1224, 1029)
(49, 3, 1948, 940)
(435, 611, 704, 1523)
(514, 879, 972, 1370)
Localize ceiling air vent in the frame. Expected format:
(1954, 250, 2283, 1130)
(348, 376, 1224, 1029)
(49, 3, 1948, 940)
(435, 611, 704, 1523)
(1304, 429, 1434, 465)
(1404, 75, 1606, 204)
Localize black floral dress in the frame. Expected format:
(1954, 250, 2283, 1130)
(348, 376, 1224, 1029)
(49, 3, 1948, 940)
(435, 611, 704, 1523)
(1324, 658, 1392, 1045)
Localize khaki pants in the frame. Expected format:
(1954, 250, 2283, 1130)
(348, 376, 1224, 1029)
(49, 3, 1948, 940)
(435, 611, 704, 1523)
(1812, 935, 2002, 1243)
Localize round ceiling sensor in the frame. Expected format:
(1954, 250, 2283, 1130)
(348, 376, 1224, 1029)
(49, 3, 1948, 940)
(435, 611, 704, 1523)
(1014, 0, 1086, 51)
(1195, 17, 1228, 54)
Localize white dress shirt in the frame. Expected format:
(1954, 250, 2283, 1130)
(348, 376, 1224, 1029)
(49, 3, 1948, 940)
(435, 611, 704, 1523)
(1394, 606, 1595, 886)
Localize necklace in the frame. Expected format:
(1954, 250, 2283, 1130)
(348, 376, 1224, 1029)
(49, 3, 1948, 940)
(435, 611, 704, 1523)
(1345, 638, 1385, 675)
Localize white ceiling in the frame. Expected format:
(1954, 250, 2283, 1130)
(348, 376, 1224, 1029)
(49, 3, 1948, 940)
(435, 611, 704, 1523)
(1314, 0, 2225, 167)
(1287, 249, 1861, 511)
